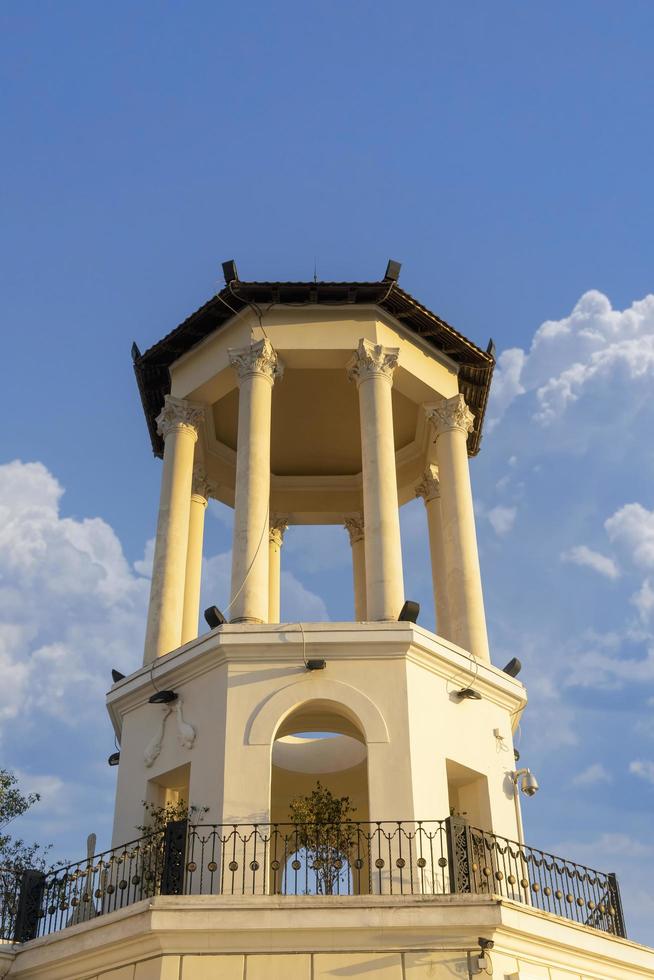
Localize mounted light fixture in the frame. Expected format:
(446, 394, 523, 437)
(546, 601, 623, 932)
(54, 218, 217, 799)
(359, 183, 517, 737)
(502, 657, 522, 677)
(204, 605, 227, 629)
(305, 659, 326, 671)
(384, 259, 402, 282)
(111, 669, 125, 683)
(108, 752, 120, 767)
(148, 690, 178, 705)
(222, 259, 239, 284)
(398, 600, 420, 623)
(456, 688, 482, 701)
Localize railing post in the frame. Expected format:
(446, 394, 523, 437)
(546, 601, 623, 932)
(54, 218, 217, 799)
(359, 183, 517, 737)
(608, 872, 627, 938)
(445, 816, 473, 894)
(14, 869, 45, 943)
(161, 819, 188, 896)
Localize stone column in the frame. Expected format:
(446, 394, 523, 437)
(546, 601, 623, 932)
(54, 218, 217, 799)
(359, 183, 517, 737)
(344, 515, 367, 621)
(144, 395, 204, 664)
(415, 465, 450, 639)
(228, 338, 283, 623)
(347, 339, 404, 621)
(268, 516, 288, 623)
(181, 466, 213, 645)
(426, 394, 490, 663)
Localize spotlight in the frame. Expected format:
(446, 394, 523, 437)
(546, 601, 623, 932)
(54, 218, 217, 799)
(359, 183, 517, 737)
(148, 690, 178, 705)
(486, 337, 496, 358)
(204, 605, 227, 629)
(514, 748, 520, 762)
(108, 752, 120, 767)
(478, 938, 494, 951)
(502, 657, 522, 678)
(384, 259, 402, 282)
(111, 669, 125, 683)
(306, 659, 326, 671)
(456, 688, 482, 701)
(398, 600, 420, 623)
(131, 342, 141, 362)
(222, 259, 239, 284)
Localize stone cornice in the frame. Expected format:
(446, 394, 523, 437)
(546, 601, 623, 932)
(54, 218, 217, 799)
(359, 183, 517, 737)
(346, 338, 399, 386)
(228, 337, 283, 385)
(425, 394, 475, 438)
(155, 395, 205, 441)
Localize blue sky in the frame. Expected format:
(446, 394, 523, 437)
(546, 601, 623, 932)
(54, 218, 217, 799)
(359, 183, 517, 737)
(2, 0, 654, 945)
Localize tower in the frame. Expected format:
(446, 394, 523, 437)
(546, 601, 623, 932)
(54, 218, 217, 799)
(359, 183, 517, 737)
(4, 265, 654, 980)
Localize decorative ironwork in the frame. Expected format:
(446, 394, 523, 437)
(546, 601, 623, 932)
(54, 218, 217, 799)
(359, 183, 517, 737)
(161, 819, 188, 896)
(14, 870, 45, 943)
(0, 820, 627, 943)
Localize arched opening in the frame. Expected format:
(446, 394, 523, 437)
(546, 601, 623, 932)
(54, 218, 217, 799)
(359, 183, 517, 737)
(269, 699, 370, 894)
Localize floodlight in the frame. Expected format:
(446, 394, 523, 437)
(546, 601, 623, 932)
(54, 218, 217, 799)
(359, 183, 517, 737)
(148, 690, 178, 705)
(108, 752, 120, 767)
(456, 688, 482, 701)
(502, 657, 522, 678)
(398, 600, 420, 623)
(306, 659, 326, 671)
(111, 669, 125, 683)
(384, 259, 402, 282)
(204, 605, 227, 629)
(222, 259, 239, 284)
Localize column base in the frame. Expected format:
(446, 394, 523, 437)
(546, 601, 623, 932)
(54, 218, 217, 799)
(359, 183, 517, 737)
(230, 616, 265, 624)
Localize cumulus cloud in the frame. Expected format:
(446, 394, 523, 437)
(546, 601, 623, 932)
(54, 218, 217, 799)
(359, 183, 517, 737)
(571, 763, 612, 786)
(0, 460, 150, 733)
(605, 504, 654, 569)
(488, 290, 654, 427)
(487, 505, 517, 536)
(632, 579, 654, 624)
(629, 760, 654, 785)
(561, 545, 620, 580)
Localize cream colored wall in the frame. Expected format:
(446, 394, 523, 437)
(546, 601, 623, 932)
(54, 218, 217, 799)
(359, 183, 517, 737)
(6, 894, 654, 980)
(109, 624, 525, 846)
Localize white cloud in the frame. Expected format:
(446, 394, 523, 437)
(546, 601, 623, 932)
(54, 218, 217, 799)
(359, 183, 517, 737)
(487, 505, 517, 536)
(572, 762, 612, 786)
(0, 460, 150, 734)
(605, 503, 654, 570)
(488, 290, 654, 426)
(564, 646, 654, 690)
(632, 579, 654, 624)
(561, 545, 620, 580)
(629, 760, 654, 785)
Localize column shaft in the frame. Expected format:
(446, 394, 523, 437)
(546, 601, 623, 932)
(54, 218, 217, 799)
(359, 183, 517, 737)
(143, 396, 203, 664)
(427, 395, 490, 663)
(229, 339, 282, 623)
(348, 340, 404, 621)
(181, 470, 211, 645)
(344, 516, 367, 621)
(268, 517, 288, 623)
(415, 468, 450, 638)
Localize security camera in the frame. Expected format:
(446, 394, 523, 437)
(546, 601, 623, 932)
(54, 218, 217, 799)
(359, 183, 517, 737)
(522, 771, 540, 796)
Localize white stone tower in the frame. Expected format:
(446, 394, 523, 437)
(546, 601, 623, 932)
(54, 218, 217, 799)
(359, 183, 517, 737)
(5, 265, 654, 980)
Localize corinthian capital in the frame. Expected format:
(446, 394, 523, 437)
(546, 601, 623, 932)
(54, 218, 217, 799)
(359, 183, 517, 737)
(346, 339, 399, 386)
(192, 465, 215, 501)
(269, 515, 288, 548)
(425, 394, 475, 439)
(344, 515, 365, 545)
(156, 395, 205, 442)
(228, 338, 283, 385)
(415, 465, 440, 502)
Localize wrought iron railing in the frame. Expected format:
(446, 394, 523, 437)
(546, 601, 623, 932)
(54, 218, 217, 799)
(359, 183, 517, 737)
(2, 818, 626, 943)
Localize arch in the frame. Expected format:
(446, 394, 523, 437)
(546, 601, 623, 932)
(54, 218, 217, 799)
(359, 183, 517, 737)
(247, 677, 390, 746)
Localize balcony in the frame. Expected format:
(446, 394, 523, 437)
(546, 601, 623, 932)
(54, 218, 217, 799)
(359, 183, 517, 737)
(2, 818, 626, 945)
